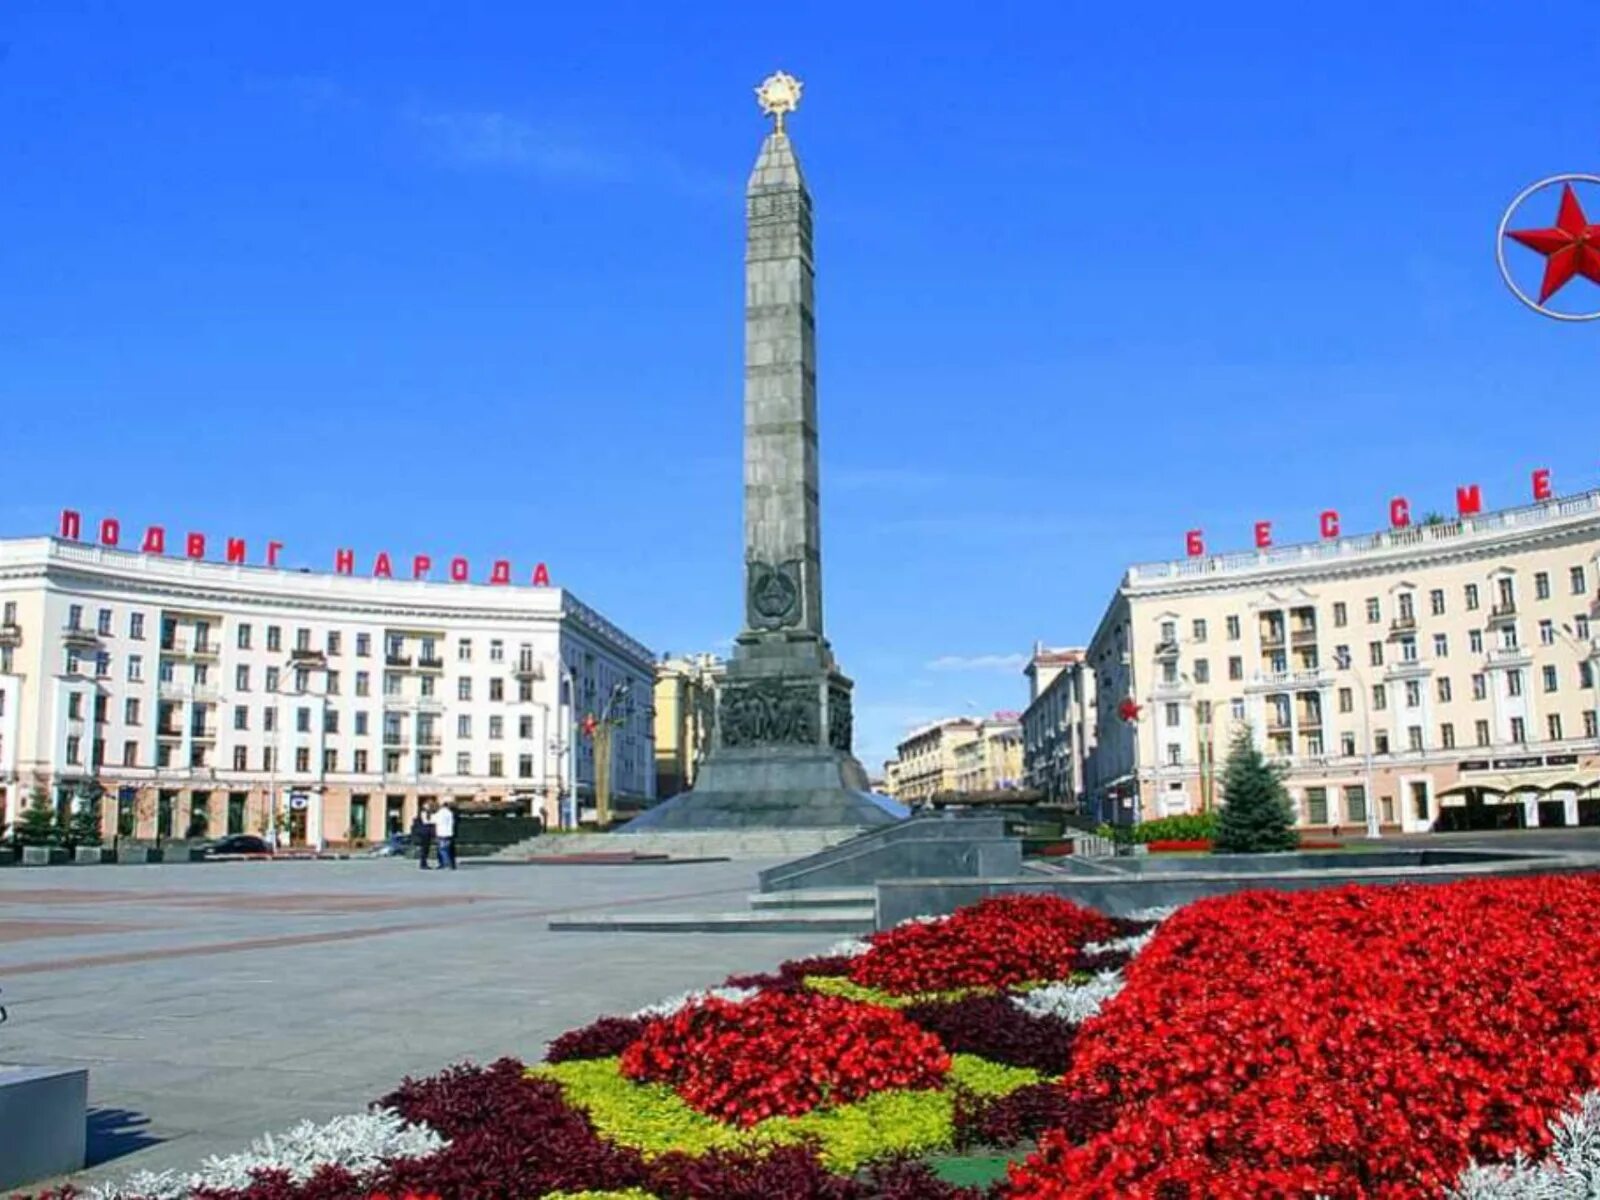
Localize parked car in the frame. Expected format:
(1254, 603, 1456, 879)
(202, 834, 272, 857)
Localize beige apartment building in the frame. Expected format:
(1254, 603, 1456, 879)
(892, 714, 1024, 804)
(1085, 491, 1600, 833)
(653, 653, 723, 800)
(1020, 645, 1094, 808)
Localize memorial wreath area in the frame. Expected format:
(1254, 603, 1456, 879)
(40, 878, 1600, 1200)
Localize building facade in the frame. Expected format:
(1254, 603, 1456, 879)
(951, 717, 1024, 795)
(0, 538, 656, 845)
(1084, 492, 1600, 832)
(1020, 645, 1093, 808)
(891, 715, 1024, 804)
(652, 653, 723, 801)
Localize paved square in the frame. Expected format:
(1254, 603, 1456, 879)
(0, 858, 839, 1189)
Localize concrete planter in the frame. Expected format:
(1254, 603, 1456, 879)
(115, 845, 163, 864)
(73, 846, 113, 864)
(20, 846, 68, 866)
(0, 847, 15, 867)
(0, 1065, 88, 1190)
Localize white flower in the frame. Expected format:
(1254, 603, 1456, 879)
(1084, 928, 1159, 958)
(630, 985, 759, 1020)
(825, 937, 872, 958)
(1125, 905, 1180, 923)
(85, 1109, 444, 1200)
(1013, 970, 1126, 1025)
(895, 913, 947, 929)
(1449, 1090, 1600, 1198)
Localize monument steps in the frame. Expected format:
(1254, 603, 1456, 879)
(747, 887, 875, 910)
(492, 827, 863, 863)
(547, 907, 876, 935)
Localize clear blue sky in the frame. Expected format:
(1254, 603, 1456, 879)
(4, 1, 1599, 771)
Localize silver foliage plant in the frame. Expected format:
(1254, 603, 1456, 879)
(1012, 904, 1178, 1025)
(85, 1108, 445, 1200)
(629, 984, 759, 1020)
(1449, 1091, 1600, 1199)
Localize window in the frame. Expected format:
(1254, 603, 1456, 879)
(1437, 676, 1453, 702)
(326, 670, 340, 696)
(1192, 619, 1207, 642)
(124, 697, 140, 724)
(1400, 637, 1418, 663)
(456, 751, 472, 774)
(355, 671, 370, 697)
(1306, 787, 1328, 824)
(117, 740, 137, 768)
(295, 627, 311, 652)
(1338, 687, 1353, 713)
(519, 754, 534, 778)
(91, 649, 109, 677)
(1372, 684, 1387, 711)
(1226, 614, 1241, 640)
(1369, 641, 1384, 667)
(127, 653, 143, 682)
(1540, 619, 1555, 646)
(517, 679, 534, 702)
(1578, 615, 1592, 639)
(68, 692, 84, 719)
(129, 612, 145, 639)
(65, 649, 80, 675)
(384, 672, 400, 697)
(1345, 784, 1367, 822)
(384, 750, 400, 774)
(327, 631, 341, 656)
(295, 747, 310, 772)
(420, 674, 436, 697)
(1161, 661, 1179, 684)
(67, 603, 84, 630)
(1407, 725, 1423, 751)
(1475, 719, 1491, 746)
(1397, 592, 1415, 621)
(1404, 680, 1422, 708)
(324, 748, 337, 772)
(1584, 662, 1596, 689)
(459, 638, 473, 661)
(324, 709, 339, 734)
(1543, 664, 1559, 693)
(1429, 589, 1445, 616)
(1536, 572, 1551, 600)
(458, 677, 472, 701)
(1375, 731, 1391, 754)
(1441, 722, 1456, 748)
(296, 706, 311, 733)
(237, 623, 252, 649)
(1333, 602, 1348, 628)
(489, 752, 504, 777)
(1193, 659, 1210, 684)
(1469, 630, 1484, 654)
(489, 715, 504, 739)
(294, 668, 308, 693)
(1228, 656, 1243, 681)
(1465, 583, 1480, 611)
(518, 715, 534, 739)
(1502, 624, 1520, 650)
(233, 705, 248, 730)
(1164, 702, 1181, 727)
(354, 749, 369, 773)
(386, 634, 404, 660)
(1572, 566, 1588, 595)
(1548, 713, 1564, 741)
(1511, 716, 1526, 743)
(264, 707, 277, 732)
(66, 735, 81, 764)
(490, 639, 505, 662)
(267, 625, 282, 652)
(1365, 598, 1381, 623)
(231, 664, 247, 691)
(355, 711, 369, 736)
(489, 678, 504, 702)
(96, 607, 113, 635)
(1497, 577, 1515, 609)
(1166, 744, 1182, 766)
(356, 633, 371, 657)
(1160, 620, 1177, 643)
(458, 715, 472, 738)
(1507, 669, 1523, 698)
(1433, 634, 1448, 658)
(228, 745, 246, 770)
(1586, 711, 1598, 739)
(1230, 698, 1245, 721)
(1340, 732, 1356, 756)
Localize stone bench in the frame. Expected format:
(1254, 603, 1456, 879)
(0, 1065, 87, 1190)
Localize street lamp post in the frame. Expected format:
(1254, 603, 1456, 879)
(1334, 648, 1382, 839)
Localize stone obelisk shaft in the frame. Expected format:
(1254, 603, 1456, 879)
(743, 131, 823, 638)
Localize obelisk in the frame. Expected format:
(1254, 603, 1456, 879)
(624, 72, 899, 831)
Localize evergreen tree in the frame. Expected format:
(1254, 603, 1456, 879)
(15, 790, 62, 847)
(1213, 729, 1299, 853)
(64, 803, 103, 850)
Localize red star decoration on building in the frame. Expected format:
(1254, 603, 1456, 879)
(1117, 698, 1141, 723)
(580, 714, 598, 739)
(1506, 183, 1600, 303)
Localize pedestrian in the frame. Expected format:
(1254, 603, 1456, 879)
(411, 803, 435, 871)
(434, 799, 457, 870)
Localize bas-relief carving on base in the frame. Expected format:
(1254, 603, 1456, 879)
(719, 679, 819, 748)
(827, 685, 853, 753)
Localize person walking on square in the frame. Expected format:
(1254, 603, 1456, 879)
(434, 799, 457, 870)
(411, 802, 435, 871)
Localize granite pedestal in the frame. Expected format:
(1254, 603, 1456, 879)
(0, 1064, 88, 1189)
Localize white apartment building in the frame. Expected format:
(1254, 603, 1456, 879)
(1020, 645, 1094, 808)
(1085, 491, 1600, 833)
(0, 537, 656, 846)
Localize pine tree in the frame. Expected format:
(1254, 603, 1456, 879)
(1213, 728, 1299, 853)
(65, 803, 103, 850)
(15, 790, 62, 847)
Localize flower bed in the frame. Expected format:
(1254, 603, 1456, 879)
(1144, 838, 1212, 853)
(56, 880, 1600, 1200)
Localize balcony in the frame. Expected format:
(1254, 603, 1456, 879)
(1290, 627, 1318, 645)
(0, 622, 21, 647)
(417, 735, 442, 748)
(1153, 640, 1180, 660)
(62, 624, 99, 649)
(290, 648, 327, 667)
(1259, 627, 1287, 649)
(416, 656, 445, 671)
(1248, 668, 1328, 692)
(156, 725, 183, 739)
(1486, 646, 1532, 667)
(513, 658, 544, 679)
(157, 683, 219, 703)
(1388, 616, 1417, 639)
(190, 725, 218, 741)
(1489, 600, 1518, 622)
(385, 654, 413, 668)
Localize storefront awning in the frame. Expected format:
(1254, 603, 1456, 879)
(1438, 772, 1599, 800)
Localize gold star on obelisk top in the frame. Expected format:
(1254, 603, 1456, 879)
(756, 70, 802, 133)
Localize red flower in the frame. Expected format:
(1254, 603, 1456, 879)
(849, 895, 1117, 996)
(620, 990, 950, 1125)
